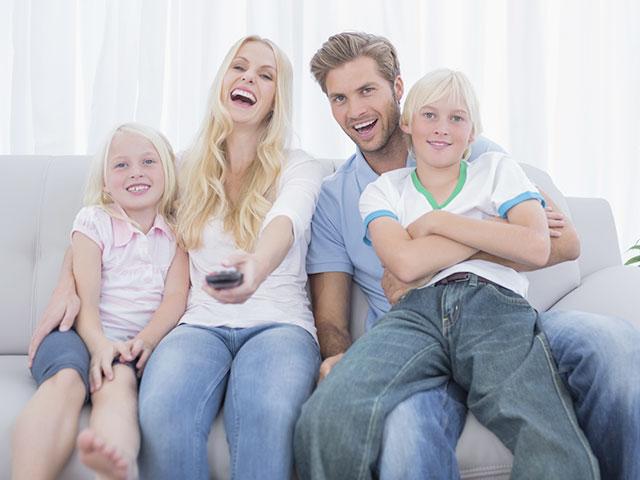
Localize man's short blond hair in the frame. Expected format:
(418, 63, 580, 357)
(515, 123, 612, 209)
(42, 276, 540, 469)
(310, 32, 401, 94)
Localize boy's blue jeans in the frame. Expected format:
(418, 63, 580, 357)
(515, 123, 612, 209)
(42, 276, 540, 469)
(295, 274, 600, 480)
(375, 309, 640, 480)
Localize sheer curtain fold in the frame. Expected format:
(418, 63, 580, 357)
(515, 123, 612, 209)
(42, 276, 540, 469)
(1, 0, 638, 252)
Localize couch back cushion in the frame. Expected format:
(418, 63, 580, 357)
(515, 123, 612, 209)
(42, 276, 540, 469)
(519, 163, 581, 311)
(0, 156, 89, 353)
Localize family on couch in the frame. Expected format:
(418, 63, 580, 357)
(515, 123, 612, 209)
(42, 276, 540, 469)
(11, 31, 640, 480)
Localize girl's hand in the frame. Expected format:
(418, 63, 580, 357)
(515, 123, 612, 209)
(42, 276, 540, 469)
(88, 339, 131, 393)
(121, 337, 154, 377)
(202, 250, 267, 304)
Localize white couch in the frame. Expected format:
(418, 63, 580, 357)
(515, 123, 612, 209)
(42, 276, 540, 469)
(1, 155, 639, 479)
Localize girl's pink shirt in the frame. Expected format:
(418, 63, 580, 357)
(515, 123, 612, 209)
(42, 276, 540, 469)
(71, 205, 176, 341)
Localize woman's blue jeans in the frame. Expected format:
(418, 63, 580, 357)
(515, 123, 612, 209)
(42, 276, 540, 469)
(138, 322, 320, 480)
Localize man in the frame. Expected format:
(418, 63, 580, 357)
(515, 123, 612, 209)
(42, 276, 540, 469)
(294, 31, 639, 479)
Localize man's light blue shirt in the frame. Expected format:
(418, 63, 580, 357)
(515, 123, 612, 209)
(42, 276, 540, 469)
(306, 137, 504, 330)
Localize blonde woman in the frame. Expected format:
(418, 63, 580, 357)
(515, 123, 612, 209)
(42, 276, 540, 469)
(138, 36, 324, 479)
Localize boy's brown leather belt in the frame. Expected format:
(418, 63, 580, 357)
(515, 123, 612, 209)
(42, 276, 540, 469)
(434, 272, 499, 288)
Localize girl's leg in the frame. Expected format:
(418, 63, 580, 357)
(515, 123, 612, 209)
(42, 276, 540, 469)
(223, 324, 320, 480)
(138, 324, 232, 480)
(12, 330, 89, 480)
(77, 364, 139, 480)
(12, 369, 86, 480)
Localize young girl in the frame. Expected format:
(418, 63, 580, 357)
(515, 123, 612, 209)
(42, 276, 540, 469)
(137, 36, 324, 479)
(297, 70, 599, 479)
(12, 123, 189, 480)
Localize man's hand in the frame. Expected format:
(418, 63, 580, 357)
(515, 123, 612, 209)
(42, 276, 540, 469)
(28, 286, 80, 367)
(382, 268, 432, 305)
(545, 206, 565, 238)
(318, 353, 344, 383)
(486, 205, 566, 239)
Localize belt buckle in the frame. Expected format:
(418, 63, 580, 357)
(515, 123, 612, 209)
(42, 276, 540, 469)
(437, 272, 471, 286)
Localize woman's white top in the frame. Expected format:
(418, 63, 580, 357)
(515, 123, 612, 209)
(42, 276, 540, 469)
(179, 149, 324, 340)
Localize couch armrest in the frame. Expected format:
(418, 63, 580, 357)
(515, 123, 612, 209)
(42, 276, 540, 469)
(552, 265, 640, 328)
(566, 197, 622, 278)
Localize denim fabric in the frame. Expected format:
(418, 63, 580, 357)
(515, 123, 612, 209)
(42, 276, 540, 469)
(138, 322, 320, 480)
(295, 276, 599, 480)
(30, 329, 90, 397)
(377, 383, 466, 480)
(541, 310, 640, 479)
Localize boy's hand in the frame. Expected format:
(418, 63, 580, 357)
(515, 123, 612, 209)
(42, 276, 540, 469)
(88, 339, 130, 393)
(28, 286, 80, 367)
(122, 337, 154, 376)
(407, 210, 447, 238)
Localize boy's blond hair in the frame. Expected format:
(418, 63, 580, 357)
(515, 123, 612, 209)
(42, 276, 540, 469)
(84, 122, 178, 225)
(310, 32, 400, 94)
(401, 69, 483, 157)
(175, 35, 292, 251)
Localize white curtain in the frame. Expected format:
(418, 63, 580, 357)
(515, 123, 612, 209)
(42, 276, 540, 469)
(1, 0, 638, 254)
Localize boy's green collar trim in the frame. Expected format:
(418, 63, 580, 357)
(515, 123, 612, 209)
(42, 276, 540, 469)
(411, 161, 468, 210)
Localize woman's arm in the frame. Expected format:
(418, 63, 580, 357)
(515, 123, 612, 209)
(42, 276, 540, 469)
(28, 247, 80, 366)
(420, 200, 551, 268)
(203, 215, 294, 304)
(125, 247, 190, 373)
(205, 151, 323, 304)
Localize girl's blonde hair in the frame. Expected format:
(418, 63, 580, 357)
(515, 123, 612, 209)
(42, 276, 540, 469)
(84, 122, 178, 225)
(401, 69, 483, 158)
(176, 35, 292, 251)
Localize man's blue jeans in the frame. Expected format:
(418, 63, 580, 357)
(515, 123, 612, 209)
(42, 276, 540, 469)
(375, 309, 640, 479)
(138, 323, 320, 480)
(295, 277, 600, 480)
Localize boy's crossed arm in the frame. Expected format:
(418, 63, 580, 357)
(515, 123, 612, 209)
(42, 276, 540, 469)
(367, 217, 478, 285)
(377, 192, 573, 304)
(410, 199, 551, 270)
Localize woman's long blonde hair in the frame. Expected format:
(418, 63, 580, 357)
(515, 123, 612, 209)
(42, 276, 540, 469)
(84, 122, 178, 225)
(176, 35, 292, 251)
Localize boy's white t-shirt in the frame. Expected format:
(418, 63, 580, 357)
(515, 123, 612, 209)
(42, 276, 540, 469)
(179, 149, 324, 340)
(359, 152, 545, 298)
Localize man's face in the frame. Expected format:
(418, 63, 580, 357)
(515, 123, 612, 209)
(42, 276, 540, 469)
(325, 56, 402, 154)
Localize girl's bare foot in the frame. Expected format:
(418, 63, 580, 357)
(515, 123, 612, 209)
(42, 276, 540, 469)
(77, 429, 137, 480)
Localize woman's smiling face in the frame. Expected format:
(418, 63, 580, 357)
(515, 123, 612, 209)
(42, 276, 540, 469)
(222, 40, 277, 128)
